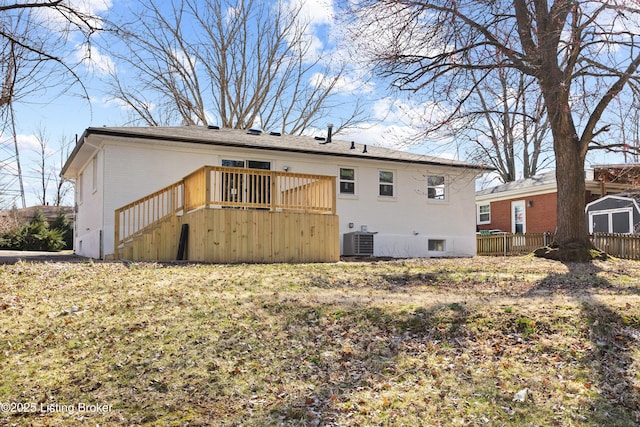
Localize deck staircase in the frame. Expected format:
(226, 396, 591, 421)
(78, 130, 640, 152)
(113, 166, 339, 263)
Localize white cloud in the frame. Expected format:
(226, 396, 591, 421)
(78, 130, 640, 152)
(336, 95, 460, 159)
(309, 71, 374, 94)
(285, 0, 336, 59)
(340, 122, 420, 149)
(287, 0, 334, 27)
(75, 44, 116, 75)
(372, 97, 451, 128)
(34, 0, 112, 32)
(16, 134, 41, 153)
(93, 96, 130, 110)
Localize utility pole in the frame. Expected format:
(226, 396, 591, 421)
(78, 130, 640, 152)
(10, 101, 26, 208)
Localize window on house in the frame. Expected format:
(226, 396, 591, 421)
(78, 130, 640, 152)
(478, 204, 490, 224)
(428, 239, 445, 252)
(339, 167, 355, 194)
(427, 175, 446, 200)
(379, 170, 394, 197)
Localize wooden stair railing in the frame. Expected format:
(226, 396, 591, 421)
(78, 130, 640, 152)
(114, 166, 336, 259)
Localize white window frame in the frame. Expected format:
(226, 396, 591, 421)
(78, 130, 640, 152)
(511, 200, 526, 234)
(427, 175, 446, 201)
(477, 203, 491, 224)
(588, 207, 634, 234)
(378, 169, 395, 198)
(339, 167, 357, 196)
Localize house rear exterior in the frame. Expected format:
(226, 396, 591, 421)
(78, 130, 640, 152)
(61, 126, 484, 261)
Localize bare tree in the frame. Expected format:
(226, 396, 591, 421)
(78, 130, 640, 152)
(52, 133, 73, 206)
(609, 96, 640, 164)
(0, 1, 101, 208)
(30, 126, 51, 205)
(0, 1, 101, 110)
(105, 0, 368, 134)
(465, 67, 553, 183)
(347, 0, 640, 261)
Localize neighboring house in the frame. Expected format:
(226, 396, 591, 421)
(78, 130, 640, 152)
(61, 126, 485, 261)
(476, 167, 639, 234)
(585, 193, 640, 234)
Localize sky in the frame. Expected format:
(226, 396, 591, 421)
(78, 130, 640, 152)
(0, 0, 632, 208)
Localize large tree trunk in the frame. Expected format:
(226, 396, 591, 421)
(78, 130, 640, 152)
(553, 133, 593, 261)
(540, 81, 596, 261)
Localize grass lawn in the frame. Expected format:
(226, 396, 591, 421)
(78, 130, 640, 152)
(1, 256, 639, 426)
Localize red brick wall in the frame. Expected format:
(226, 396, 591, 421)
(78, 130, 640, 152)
(525, 193, 557, 233)
(478, 193, 557, 233)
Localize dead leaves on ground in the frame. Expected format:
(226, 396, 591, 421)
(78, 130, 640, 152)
(0, 258, 639, 425)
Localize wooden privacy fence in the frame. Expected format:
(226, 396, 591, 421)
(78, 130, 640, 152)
(591, 233, 640, 260)
(476, 232, 553, 256)
(477, 232, 640, 260)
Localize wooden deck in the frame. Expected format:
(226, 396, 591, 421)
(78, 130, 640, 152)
(114, 166, 339, 263)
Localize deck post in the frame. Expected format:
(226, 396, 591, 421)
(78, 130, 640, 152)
(330, 176, 337, 214)
(270, 171, 277, 211)
(114, 211, 120, 260)
(205, 166, 212, 207)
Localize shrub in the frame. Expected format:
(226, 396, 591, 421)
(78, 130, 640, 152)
(0, 208, 65, 252)
(50, 211, 73, 250)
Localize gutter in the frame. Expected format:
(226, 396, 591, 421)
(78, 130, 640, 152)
(60, 129, 90, 177)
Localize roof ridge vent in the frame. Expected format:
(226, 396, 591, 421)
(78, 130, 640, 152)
(315, 136, 326, 142)
(207, 125, 220, 130)
(269, 131, 281, 136)
(247, 128, 262, 135)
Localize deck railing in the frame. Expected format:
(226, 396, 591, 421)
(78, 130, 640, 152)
(114, 181, 184, 250)
(184, 166, 336, 213)
(115, 166, 336, 254)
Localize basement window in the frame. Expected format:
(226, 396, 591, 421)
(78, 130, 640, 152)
(428, 239, 446, 252)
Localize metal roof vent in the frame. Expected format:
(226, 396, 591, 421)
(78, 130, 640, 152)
(247, 128, 262, 135)
(207, 125, 220, 130)
(318, 123, 333, 145)
(350, 141, 355, 149)
(269, 131, 281, 136)
(362, 145, 368, 154)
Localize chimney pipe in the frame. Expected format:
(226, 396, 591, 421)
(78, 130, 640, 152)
(362, 144, 368, 154)
(350, 141, 355, 149)
(327, 123, 333, 143)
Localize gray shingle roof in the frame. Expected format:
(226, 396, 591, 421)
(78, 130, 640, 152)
(79, 126, 486, 170)
(476, 171, 556, 196)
